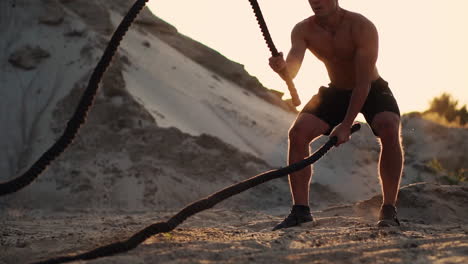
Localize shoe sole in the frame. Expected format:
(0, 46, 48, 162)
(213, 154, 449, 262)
(377, 219, 400, 227)
(272, 219, 314, 231)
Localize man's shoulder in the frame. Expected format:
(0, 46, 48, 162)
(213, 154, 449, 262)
(291, 16, 313, 37)
(345, 10, 376, 30)
(293, 16, 313, 31)
(345, 10, 378, 46)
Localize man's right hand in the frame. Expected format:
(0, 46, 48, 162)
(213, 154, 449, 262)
(269, 52, 301, 106)
(269, 52, 287, 74)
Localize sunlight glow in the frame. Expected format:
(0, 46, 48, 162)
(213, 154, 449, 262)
(148, 1, 468, 114)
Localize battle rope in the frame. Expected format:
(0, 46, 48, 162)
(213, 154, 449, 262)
(0, 0, 149, 196)
(247, 0, 300, 106)
(32, 123, 361, 264)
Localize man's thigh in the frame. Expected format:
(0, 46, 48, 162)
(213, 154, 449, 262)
(300, 87, 351, 135)
(290, 113, 331, 141)
(361, 79, 401, 136)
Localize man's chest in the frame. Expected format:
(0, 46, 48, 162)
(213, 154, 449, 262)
(305, 27, 356, 64)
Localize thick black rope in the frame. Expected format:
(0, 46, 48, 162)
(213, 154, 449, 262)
(0, 0, 149, 196)
(247, 0, 279, 56)
(32, 124, 361, 264)
(247, 0, 299, 105)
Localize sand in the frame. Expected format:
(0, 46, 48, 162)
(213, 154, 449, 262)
(2, 183, 467, 264)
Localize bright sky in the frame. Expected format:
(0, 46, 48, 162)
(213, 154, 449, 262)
(148, 0, 468, 114)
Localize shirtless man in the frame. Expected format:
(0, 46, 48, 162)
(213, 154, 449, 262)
(269, 0, 403, 229)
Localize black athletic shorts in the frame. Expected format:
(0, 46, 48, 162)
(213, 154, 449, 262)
(300, 77, 400, 136)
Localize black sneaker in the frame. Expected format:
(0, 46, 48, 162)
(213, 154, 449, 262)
(377, 204, 400, 227)
(272, 205, 313, 231)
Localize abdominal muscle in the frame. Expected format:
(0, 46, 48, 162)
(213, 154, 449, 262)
(325, 61, 380, 90)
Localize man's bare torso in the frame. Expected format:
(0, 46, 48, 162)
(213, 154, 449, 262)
(298, 10, 380, 90)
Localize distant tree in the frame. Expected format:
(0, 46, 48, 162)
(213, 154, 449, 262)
(426, 93, 467, 125)
(428, 93, 458, 120)
(459, 105, 468, 126)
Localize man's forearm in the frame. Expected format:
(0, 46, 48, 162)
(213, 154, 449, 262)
(278, 63, 299, 81)
(342, 83, 370, 126)
(284, 56, 301, 80)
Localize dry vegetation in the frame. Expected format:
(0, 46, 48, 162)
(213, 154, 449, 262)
(421, 93, 468, 128)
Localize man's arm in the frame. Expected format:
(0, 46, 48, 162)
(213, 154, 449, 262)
(269, 22, 308, 106)
(342, 17, 379, 126)
(269, 22, 307, 80)
(284, 22, 308, 79)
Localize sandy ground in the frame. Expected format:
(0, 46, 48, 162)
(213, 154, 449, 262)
(2, 207, 467, 264)
(2, 183, 467, 264)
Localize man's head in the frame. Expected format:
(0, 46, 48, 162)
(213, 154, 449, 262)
(308, 0, 339, 17)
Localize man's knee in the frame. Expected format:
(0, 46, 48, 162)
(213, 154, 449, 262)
(288, 123, 322, 145)
(372, 112, 400, 140)
(289, 125, 308, 144)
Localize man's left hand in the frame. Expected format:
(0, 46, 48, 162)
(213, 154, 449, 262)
(329, 123, 352, 146)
